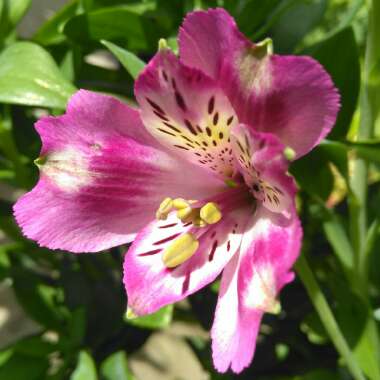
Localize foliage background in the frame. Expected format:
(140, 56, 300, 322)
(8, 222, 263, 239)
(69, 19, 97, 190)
(0, 0, 379, 379)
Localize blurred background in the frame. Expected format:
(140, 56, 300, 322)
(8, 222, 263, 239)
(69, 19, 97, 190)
(1, 0, 379, 379)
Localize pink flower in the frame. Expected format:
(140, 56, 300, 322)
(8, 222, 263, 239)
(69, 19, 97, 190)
(14, 9, 339, 373)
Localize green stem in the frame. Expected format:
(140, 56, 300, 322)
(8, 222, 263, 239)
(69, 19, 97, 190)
(295, 254, 366, 380)
(349, 0, 380, 289)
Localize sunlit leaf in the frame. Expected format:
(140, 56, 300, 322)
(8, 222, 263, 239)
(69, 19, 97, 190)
(101, 351, 135, 380)
(70, 351, 97, 380)
(0, 42, 76, 108)
(126, 305, 173, 329)
(101, 40, 145, 79)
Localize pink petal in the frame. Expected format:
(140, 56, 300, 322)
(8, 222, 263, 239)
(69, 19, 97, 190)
(211, 206, 302, 373)
(231, 124, 297, 215)
(135, 49, 238, 179)
(123, 205, 251, 316)
(14, 90, 223, 253)
(179, 8, 340, 158)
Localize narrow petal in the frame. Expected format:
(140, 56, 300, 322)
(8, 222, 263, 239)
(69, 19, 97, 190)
(231, 124, 296, 214)
(124, 205, 251, 316)
(14, 90, 223, 253)
(211, 206, 302, 373)
(135, 49, 238, 178)
(179, 8, 340, 158)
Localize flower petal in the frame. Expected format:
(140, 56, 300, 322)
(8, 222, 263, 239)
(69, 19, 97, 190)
(135, 49, 238, 178)
(14, 90, 224, 253)
(179, 8, 340, 158)
(211, 206, 302, 373)
(231, 124, 296, 214)
(123, 206, 251, 316)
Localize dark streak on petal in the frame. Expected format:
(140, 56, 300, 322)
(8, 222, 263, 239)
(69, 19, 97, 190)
(138, 248, 162, 257)
(208, 96, 215, 114)
(182, 273, 191, 294)
(175, 91, 187, 111)
(159, 223, 178, 229)
(174, 145, 190, 151)
(184, 119, 197, 135)
(153, 232, 181, 246)
(154, 110, 169, 121)
(158, 128, 176, 137)
(209, 240, 218, 261)
(146, 97, 165, 114)
(213, 112, 219, 125)
(164, 122, 181, 133)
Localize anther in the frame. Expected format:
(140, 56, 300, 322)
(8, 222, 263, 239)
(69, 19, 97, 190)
(173, 198, 190, 210)
(126, 306, 138, 319)
(162, 233, 199, 268)
(176, 206, 193, 221)
(200, 202, 222, 224)
(284, 146, 296, 161)
(156, 197, 173, 220)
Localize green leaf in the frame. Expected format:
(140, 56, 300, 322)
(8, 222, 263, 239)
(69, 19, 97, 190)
(12, 268, 65, 330)
(299, 369, 339, 380)
(0, 42, 76, 108)
(126, 304, 173, 329)
(33, 0, 79, 46)
(0, 352, 48, 380)
(0, 0, 31, 38)
(13, 336, 56, 358)
(101, 40, 145, 79)
(63, 4, 162, 51)
(100, 351, 135, 380)
(260, 0, 327, 53)
(226, 0, 281, 38)
(323, 214, 354, 275)
(307, 28, 360, 139)
(70, 351, 97, 380)
(347, 140, 380, 165)
(290, 147, 334, 200)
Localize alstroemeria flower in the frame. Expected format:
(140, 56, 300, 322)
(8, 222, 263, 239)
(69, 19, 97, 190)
(14, 8, 339, 373)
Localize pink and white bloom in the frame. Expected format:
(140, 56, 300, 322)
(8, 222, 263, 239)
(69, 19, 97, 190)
(14, 9, 339, 373)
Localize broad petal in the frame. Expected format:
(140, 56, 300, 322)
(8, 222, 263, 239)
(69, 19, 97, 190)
(179, 8, 340, 158)
(14, 90, 223, 253)
(123, 206, 251, 316)
(135, 49, 238, 178)
(211, 206, 302, 373)
(231, 124, 296, 214)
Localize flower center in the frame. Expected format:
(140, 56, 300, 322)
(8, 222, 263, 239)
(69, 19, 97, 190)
(156, 197, 222, 227)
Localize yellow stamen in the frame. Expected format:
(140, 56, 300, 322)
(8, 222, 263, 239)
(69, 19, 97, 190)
(158, 38, 168, 51)
(192, 216, 207, 227)
(126, 306, 138, 320)
(200, 202, 222, 224)
(156, 197, 173, 220)
(284, 146, 296, 161)
(173, 198, 189, 209)
(162, 233, 199, 268)
(267, 300, 281, 315)
(176, 206, 193, 221)
(225, 179, 237, 188)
